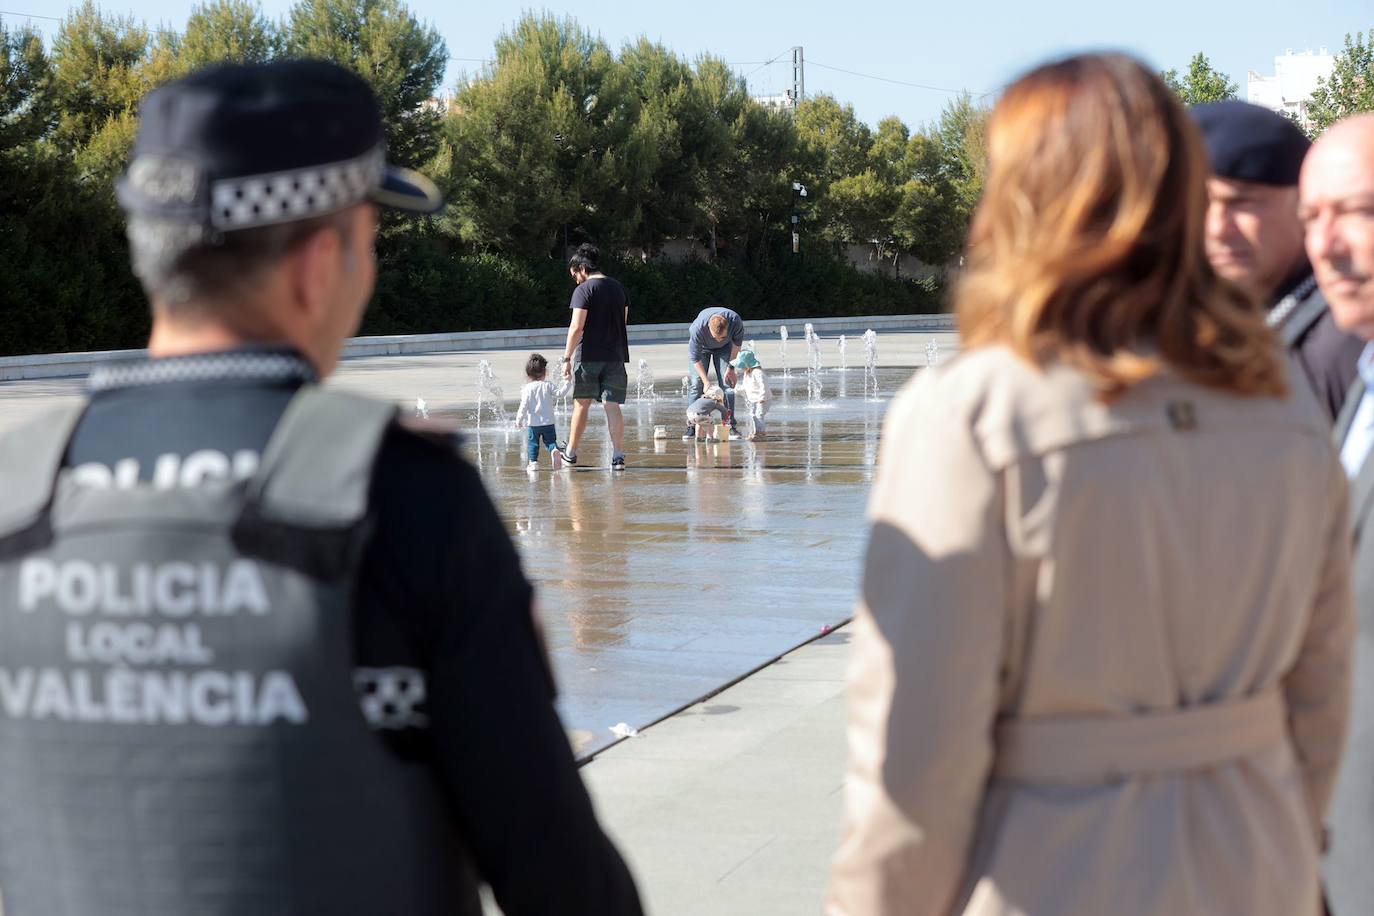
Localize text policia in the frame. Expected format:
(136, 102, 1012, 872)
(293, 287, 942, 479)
(0, 558, 308, 726)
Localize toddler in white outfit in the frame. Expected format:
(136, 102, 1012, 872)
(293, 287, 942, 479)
(731, 349, 771, 440)
(515, 353, 571, 470)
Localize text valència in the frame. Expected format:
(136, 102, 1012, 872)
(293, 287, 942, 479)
(1, 558, 308, 726)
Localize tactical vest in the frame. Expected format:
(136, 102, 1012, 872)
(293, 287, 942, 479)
(0, 388, 477, 916)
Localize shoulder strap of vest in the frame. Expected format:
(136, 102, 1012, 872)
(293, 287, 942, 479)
(234, 387, 396, 578)
(244, 386, 397, 527)
(0, 401, 87, 542)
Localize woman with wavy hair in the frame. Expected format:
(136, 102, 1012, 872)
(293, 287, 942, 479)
(828, 53, 1353, 916)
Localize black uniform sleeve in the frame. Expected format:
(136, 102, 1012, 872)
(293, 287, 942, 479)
(369, 430, 642, 916)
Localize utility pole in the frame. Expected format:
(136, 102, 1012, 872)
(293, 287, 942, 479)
(791, 46, 805, 113)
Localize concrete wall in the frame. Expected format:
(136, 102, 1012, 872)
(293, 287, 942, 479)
(636, 239, 943, 279)
(0, 313, 955, 382)
(842, 244, 941, 281)
(656, 239, 703, 263)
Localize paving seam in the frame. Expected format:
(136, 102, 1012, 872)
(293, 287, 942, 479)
(575, 620, 852, 766)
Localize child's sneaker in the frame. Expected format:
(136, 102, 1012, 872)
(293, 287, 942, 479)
(611, 455, 626, 471)
(728, 428, 743, 441)
(525, 460, 539, 471)
(682, 425, 695, 440)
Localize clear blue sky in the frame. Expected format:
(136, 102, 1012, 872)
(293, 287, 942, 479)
(8, 0, 1372, 128)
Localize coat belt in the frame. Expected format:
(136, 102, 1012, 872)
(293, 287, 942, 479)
(993, 689, 1286, 785)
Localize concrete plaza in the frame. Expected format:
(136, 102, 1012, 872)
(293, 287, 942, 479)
(580, 627, 851, 916)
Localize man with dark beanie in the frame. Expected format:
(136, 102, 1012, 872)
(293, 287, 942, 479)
(1192, 100, 1364, 421)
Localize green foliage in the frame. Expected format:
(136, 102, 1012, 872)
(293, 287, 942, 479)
(1161, 52, 1239, 105)
(287, 0, 446, 167)
(49, 1, 150, 151)
(446, 16, 621, 255)
(1, 22, 53, 148)
(0, 143, 146, 354)
(145, 0, 280, 84)
(5, 5, 958, 357)
(363, 243, 940, 338)
(795, 95, 873, 185)
(1307, 30, 1374, 136)
(444, 14, 983, 269)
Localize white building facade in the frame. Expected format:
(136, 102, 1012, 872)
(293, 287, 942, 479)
(1247, 48, 1335, 127)
(752, 91, 798, 114)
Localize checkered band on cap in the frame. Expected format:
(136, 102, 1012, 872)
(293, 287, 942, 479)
(88, 351, 317, 391)
(209, 147, 385, 231)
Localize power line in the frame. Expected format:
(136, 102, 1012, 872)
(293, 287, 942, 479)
(741, 47, 793, 82)
(808, 59, 984, 96)
(0, 9, 62, 21)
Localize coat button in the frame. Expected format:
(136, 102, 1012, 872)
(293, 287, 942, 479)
(1167, 401, 1197, 431)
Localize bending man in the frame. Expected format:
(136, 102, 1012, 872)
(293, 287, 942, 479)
(685, 306, 744, 440)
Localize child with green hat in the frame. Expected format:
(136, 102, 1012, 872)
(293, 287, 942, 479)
(731, 348, 771, 441)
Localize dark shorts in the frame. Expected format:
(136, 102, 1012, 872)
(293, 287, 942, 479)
(572, 361, 627, 404)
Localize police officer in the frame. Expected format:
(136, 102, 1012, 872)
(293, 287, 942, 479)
(1192, 100, 1364, 421)
(0, 61, 642, 915)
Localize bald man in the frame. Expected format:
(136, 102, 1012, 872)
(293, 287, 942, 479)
(1195, 102, 1363, 421)
(1302, 113, 1374, 915)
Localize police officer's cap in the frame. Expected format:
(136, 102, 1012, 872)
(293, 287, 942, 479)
(117, 59, 443, 232)
(1190, 100, 1310, 187)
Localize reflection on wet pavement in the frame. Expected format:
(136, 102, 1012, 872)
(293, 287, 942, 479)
(465, 366, 912, 759)
(0, 346, 924, 761)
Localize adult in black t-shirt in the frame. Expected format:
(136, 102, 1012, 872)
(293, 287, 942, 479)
(556, 244, 631, 470)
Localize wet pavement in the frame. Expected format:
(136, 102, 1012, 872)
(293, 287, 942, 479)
(451, 361, 919, 759)
(0, 332, 954, 760)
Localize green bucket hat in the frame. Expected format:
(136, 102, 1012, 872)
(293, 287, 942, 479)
(731, 349, 760, 370)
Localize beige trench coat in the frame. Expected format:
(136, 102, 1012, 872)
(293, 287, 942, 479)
(828, 346, 1354, 916)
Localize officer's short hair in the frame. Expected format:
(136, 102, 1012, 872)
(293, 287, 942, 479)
(127, 209, 356, 311)
(568, 242, 600, 273)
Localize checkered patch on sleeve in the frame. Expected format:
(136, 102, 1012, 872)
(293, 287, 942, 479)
(353, 666, 430, 730)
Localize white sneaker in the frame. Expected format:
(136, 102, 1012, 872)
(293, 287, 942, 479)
(526, 460, 539, 471)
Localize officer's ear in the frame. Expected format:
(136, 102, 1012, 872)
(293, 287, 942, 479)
(286, 219, 348, 324)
